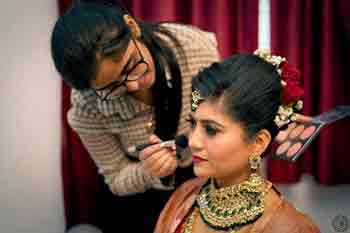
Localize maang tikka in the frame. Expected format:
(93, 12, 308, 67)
(191, 89, 204, 111)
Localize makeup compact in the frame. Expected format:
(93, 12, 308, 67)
(272, 105, 350, 162)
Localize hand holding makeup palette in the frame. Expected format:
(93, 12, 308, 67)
(272, 106, 350, 162)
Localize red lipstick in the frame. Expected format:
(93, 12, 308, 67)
(192, 155, 207, 164)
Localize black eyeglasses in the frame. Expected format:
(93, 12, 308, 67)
(93, 39, 149, 101)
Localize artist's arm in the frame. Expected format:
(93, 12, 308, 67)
(67, 103, 175, 196)
(139, 134, 178, 179)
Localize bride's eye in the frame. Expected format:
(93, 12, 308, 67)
(204, 124, 218, 136)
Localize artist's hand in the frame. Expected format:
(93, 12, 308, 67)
(275, 113, 313, 143)
(140, 134, 178, 178)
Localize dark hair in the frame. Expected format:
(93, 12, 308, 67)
(51, 1, 129, 89)
(51, 1, 184, 140)
(192, 54, 282, 144)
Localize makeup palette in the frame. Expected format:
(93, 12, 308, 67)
(272, 105, 350, 162)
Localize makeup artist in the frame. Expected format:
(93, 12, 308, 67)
(51, 1, 219, 232)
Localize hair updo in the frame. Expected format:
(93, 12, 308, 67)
(192, 53, 282, 142)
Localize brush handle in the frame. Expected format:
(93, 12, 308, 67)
(313, 105, 350, 124)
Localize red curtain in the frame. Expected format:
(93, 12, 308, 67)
(59, 0, 102, 228)
(58, 0, 259, 228)
(267, 0, 350, 184)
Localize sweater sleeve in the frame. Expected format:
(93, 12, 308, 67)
(67, 97, 174, 196)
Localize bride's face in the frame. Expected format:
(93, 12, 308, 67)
(188, 100, 255, 186)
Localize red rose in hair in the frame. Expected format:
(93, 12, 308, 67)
(280, 62, 304, 105)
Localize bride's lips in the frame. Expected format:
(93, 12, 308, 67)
(192, 155, 208, 164)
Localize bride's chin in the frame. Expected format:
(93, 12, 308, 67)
(193, 167, 207, 178)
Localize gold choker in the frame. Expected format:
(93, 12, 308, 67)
(196, 174, 270, 232)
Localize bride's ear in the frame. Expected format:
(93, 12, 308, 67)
(252, 129, 272, 156)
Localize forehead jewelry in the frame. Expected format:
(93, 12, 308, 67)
(191, 89, 204, 111)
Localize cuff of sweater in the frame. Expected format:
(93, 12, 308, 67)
(142, 170, 175, 191)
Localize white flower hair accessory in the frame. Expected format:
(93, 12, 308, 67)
(254, 49, 304, 128)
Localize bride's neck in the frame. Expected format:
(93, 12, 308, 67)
(214, 169, 262, 188)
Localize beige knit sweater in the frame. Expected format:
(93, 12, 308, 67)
(67, 23, 220, 196)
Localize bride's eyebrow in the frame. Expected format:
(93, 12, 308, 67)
(201, 119, 225, 129)
(189, 113, 225, 129)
